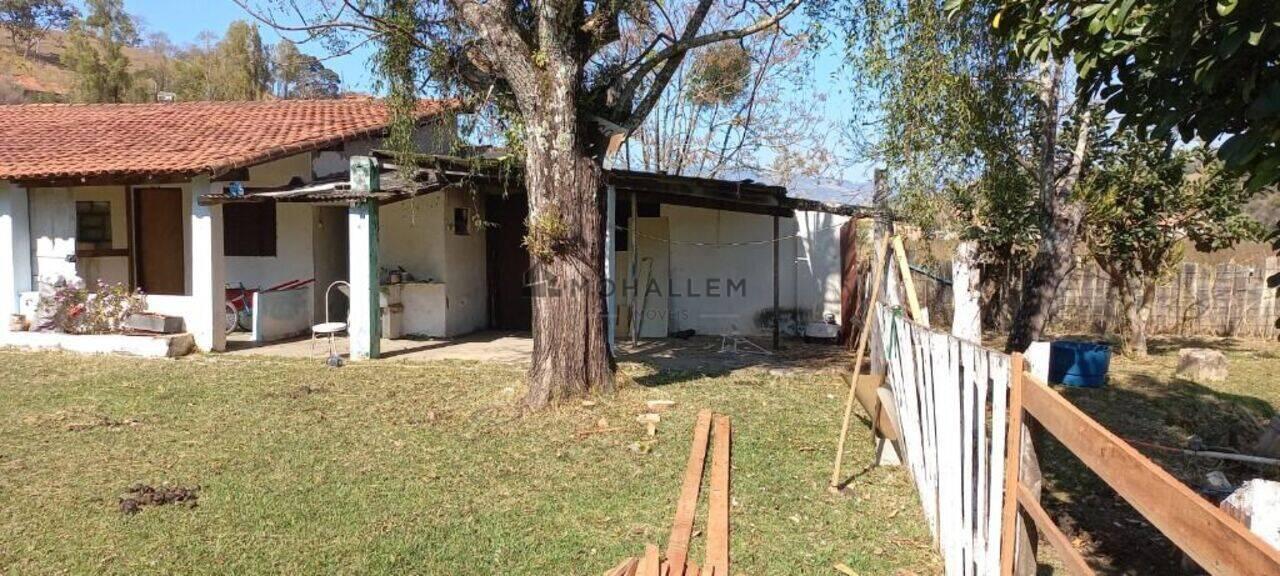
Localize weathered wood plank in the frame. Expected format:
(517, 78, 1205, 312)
(1016, 485, 1095, 576)
(999, 354, 1025, 576)
(1022, 372, 1280, 576)
(705, 415, 731, 573)
(666, 410, 713, 576)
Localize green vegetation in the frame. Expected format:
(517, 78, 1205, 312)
(1081, 131, 1259, 356)
(970, 0, 1280, 191)
(0, 351, 935, 574)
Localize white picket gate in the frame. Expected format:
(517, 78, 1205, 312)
(875, 304, 1012, 576)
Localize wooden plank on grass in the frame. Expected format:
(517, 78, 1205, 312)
(705, 415, 731, 573)
(1016, 485, 1095, 576)
(1021, 372, 1280, 576)
(642, 544, 660, 576)
(604, 557, 638, 576)
(667, 410, 714, 576)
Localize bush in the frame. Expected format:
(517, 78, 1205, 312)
(38, 281, 145, 334)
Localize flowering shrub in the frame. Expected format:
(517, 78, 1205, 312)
(38, 280, 145, 334)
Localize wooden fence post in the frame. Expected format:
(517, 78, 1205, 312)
(999, 353, 1043, 576)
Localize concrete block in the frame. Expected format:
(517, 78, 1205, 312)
(1176, 348, 1229, 383)
(1220, 479, 1280, 551)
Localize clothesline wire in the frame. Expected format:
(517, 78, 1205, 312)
(613, 218, 849, 248)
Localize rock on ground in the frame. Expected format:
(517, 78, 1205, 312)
(1175, 348, 1229, 383)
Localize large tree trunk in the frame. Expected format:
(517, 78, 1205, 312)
(521, 93, 616, 409)
(1006, 59, 1091, 353)
(1122, 278, 1155, 358)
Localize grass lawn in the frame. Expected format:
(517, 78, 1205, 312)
(1035, 335, 1280, 573)
(0, 350, 937, 575)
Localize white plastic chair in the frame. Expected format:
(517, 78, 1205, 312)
(312, 281, 350, 358)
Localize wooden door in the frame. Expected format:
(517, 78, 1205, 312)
(134, 188, 185, 295)
(486, 193, 532, 330)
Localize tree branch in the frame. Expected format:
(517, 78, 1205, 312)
(616, 0, 799, 131)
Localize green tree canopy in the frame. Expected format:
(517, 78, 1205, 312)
(961, 0, 1280, 191)
(61, 0, 136, 103)
(1081, 129, 1259, 355)
(0, 0, 76, 58)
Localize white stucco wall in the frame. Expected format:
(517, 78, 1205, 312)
(655, 205, 798, 336)
(624, 206, 848, 338)
(380, 194, 446, 282)
(0, 182, 32, 330)
(73, 186, 129, 286)
(793, 209, 851, 324)
(441, 187, 487, 336)
(224, 203, 315, 290)
(377, 186, 487, 337)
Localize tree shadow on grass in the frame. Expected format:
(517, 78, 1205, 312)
(1034, 371, 1276, 574)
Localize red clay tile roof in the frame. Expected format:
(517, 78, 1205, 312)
(0, 99, 456, 183)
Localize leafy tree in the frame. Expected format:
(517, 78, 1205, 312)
(215, 21, 269, 100)
(61, 0, 136, 103)
(240, 0, 803, 408)
(0, 0, 75, 58)
(842, 0, 1096, 349)
(1081, 130, 1258, 356)
(272, 39, 303, 97)
(622, 10, 832, 184)
(167, 22, 271, 101)
(274, 40, 341, 99)
(132, 31, 176, 101)
(968, 1, 1280, 192)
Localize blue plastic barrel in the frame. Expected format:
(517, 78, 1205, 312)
(1047, 341, 1112, 388)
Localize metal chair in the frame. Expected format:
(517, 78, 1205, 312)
(312, 281, 350, 361)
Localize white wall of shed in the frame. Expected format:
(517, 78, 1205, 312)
(660, 205, 799, 337)
(793, 209, 851, 325)
(442, 187, 486, 336)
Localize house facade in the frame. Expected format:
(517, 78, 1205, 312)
(0, 99, 863, 359)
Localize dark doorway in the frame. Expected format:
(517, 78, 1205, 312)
(133, 188, 185, 295)
(486, 193, 532, 330)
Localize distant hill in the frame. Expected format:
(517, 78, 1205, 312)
(0, 30, 166, 102)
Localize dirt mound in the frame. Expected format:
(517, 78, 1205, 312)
(118, 483, 199, 515)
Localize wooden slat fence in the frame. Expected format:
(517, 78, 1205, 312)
(1054, 257, 1279, 338)
(875, 304, 1010, 575)
(1000, 366, 1280, 575)
(871, 303, 1280, 575)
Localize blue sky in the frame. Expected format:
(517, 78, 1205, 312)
(124, 0, 873, 186)
(126, 0, 380, 89)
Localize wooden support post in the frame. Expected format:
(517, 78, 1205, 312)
(830, 236, 891, 489)
(629, 191, 639, 345)
(348, 156, 381, 360)
(772, 214, 780, 350)
(999, 353, 1025, 576)
(891, 235, 925, 325)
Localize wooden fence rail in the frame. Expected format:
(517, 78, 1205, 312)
(868, 303, 1280, 575)
(1004, 365, 1280, 576)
